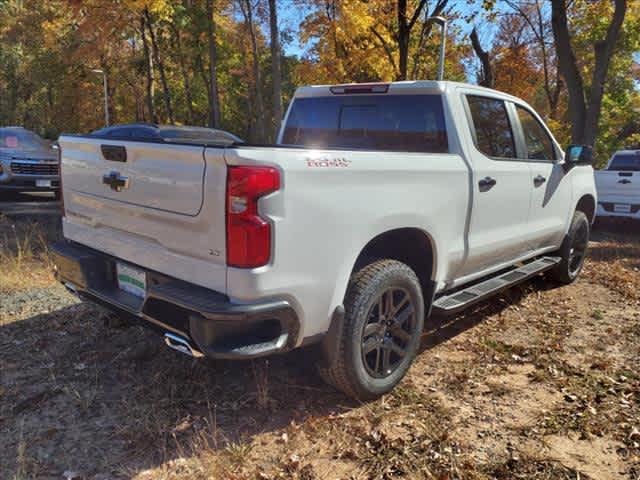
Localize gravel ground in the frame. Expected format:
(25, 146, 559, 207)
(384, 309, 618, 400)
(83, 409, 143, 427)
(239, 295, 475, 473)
(1, 285, 79, 323)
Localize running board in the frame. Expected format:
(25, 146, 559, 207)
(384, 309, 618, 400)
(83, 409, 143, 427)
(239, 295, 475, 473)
(432, 256, 561, 317)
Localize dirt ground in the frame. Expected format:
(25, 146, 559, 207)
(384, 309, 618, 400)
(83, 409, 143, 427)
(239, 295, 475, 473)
(1, 211, 639, 480)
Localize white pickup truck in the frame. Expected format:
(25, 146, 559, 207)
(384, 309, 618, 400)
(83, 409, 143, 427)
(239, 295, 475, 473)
(595, 149, 640, 219)
(52, 81, 596, 399)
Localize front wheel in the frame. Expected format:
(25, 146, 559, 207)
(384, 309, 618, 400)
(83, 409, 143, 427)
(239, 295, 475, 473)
(317, 260, 425, 400)
(550, 211, 590, 284)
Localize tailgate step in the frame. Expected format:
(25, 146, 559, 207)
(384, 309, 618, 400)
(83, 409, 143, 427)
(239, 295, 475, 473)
(432, 256, 561, 316)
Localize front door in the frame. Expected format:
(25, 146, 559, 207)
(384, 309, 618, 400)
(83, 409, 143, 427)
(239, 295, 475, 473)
(513, 104, 572, 250)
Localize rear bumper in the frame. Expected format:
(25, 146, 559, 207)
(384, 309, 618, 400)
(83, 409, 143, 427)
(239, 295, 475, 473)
(597, 201, 640, 219)
(51, 240, 300, 359)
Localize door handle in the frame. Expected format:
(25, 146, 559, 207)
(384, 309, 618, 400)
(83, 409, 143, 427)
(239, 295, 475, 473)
(533, 175, 547, 186)
(478, 176, 497, 190)
(618, 179, 632, 184)
(103, 171, 129, 192)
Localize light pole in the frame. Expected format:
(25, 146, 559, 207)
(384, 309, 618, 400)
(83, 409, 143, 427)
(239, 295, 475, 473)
(91, 68, 110, 127)
(428, 17, 447, 81)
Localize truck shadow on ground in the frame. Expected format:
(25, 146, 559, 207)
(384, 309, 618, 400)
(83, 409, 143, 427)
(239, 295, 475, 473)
(1, 276, 556, 478)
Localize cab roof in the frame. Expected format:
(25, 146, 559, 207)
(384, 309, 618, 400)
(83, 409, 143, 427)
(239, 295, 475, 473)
(294, 80, 524, 104)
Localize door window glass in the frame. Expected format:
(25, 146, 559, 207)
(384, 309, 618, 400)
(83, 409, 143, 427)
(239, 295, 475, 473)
(466, 96, 516, 158)
(516, 106, 556, 161)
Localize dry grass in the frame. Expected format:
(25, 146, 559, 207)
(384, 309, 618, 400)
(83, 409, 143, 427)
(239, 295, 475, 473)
(0, 215, 639, 480)
(0, 214, 60, 294)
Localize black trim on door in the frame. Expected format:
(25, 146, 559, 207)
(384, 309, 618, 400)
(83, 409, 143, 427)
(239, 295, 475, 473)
(101, 145, 127, 163)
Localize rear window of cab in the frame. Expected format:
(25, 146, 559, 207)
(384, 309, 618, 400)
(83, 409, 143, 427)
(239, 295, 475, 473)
(609, 152, 640, 171)
(281, 94, 448, 153)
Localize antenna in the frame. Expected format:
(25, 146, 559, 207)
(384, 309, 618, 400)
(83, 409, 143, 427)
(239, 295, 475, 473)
(428, 16, 447, 81)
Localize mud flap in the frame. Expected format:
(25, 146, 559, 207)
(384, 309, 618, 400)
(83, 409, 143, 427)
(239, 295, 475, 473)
(318, 305, 345, 369)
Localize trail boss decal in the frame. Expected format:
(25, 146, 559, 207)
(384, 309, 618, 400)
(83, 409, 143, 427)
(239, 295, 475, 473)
(306, 157, 351, 168)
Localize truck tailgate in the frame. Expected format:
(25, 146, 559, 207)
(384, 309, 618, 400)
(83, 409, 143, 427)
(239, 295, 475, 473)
(58, 136, 228, 293)
(595, 170, 640, 199)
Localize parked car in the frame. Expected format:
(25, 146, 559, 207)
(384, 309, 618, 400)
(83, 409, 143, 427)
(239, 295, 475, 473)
(90, 123, 243, 145)
(0, 127, 60, 197)
(595, 149, 640, 220)
(51, 81, 596, 400)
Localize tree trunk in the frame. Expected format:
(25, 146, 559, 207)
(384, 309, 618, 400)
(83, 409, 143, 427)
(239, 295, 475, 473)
(206, 0, 221, 128)
(470, 27, 493, 88)
(140, 15, 157, 123)
(240, 0, 266, 142)
(396, 0, 411, 81)
(395, 0, 446, 81)
(268, 0, 283, 141)
(551, 0, 626, 146)
(582, 0, 626, 146)
(144, 7, 174, 124)
(504, 0, 562, 118)
(169, 21, 196, 125)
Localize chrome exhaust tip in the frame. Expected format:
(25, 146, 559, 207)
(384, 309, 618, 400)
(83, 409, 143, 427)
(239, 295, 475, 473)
(164, 333, 204, 358)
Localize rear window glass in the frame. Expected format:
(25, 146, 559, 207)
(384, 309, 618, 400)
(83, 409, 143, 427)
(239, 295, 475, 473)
(0, 129, 50, 150)
(281, 94, 448, 153)
(608, 152, 640, 171)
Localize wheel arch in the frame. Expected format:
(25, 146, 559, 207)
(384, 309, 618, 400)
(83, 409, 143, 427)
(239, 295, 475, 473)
(349, 227, 437, 310)
(320, 227, 437, 373)
(575, 194, 596, 224)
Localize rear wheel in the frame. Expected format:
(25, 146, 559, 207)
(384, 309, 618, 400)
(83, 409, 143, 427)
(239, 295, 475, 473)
(550, 211, 590, 284)
(317, 260, 424, 400)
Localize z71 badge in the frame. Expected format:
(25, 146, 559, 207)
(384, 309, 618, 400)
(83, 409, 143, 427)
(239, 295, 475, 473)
(306, 157, 351, 168)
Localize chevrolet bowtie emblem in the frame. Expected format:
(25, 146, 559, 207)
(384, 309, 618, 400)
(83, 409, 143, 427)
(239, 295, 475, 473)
(102, 171, 130, 192)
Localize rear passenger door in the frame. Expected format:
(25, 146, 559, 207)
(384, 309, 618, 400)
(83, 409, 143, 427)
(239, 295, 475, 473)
(512, 104, 570, 250)
(457, 93, 533, 277)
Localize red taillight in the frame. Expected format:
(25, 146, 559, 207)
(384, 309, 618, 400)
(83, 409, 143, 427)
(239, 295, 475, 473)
(226, 165, 280, 268)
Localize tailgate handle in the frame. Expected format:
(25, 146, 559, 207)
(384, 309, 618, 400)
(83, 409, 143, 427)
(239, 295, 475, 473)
(103, 171, 129, 192)
(101, 145, 127, 163)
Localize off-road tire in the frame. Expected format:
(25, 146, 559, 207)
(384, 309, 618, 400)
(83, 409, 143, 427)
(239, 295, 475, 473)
(550, 211, 590, 285)
(317, 259, 425, 400)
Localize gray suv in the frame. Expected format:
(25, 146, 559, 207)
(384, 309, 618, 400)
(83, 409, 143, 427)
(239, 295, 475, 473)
(0, 127, 60, 196)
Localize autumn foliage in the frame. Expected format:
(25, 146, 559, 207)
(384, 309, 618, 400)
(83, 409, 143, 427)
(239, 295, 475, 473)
(0, 0, 637, 163)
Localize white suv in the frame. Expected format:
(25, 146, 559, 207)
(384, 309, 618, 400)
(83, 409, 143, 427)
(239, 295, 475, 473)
(52, 81, 596, 399)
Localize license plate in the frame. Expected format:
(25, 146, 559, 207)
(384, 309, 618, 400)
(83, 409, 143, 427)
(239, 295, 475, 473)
(116, 263, 146, 298)
(614, 203, 631, 213)
(36, 179, 52, 188)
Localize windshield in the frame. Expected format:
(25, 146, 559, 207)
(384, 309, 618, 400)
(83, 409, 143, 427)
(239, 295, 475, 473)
(608, 152, 640, 171)
(281, 94, 448, 153)
(0, 129, 50, 150)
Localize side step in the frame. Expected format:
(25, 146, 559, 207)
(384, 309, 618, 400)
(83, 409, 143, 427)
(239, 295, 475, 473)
(432, 256, 561, 317)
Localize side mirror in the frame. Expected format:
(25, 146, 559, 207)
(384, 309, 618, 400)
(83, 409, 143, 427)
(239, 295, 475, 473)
(565, 144, 593, 166)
